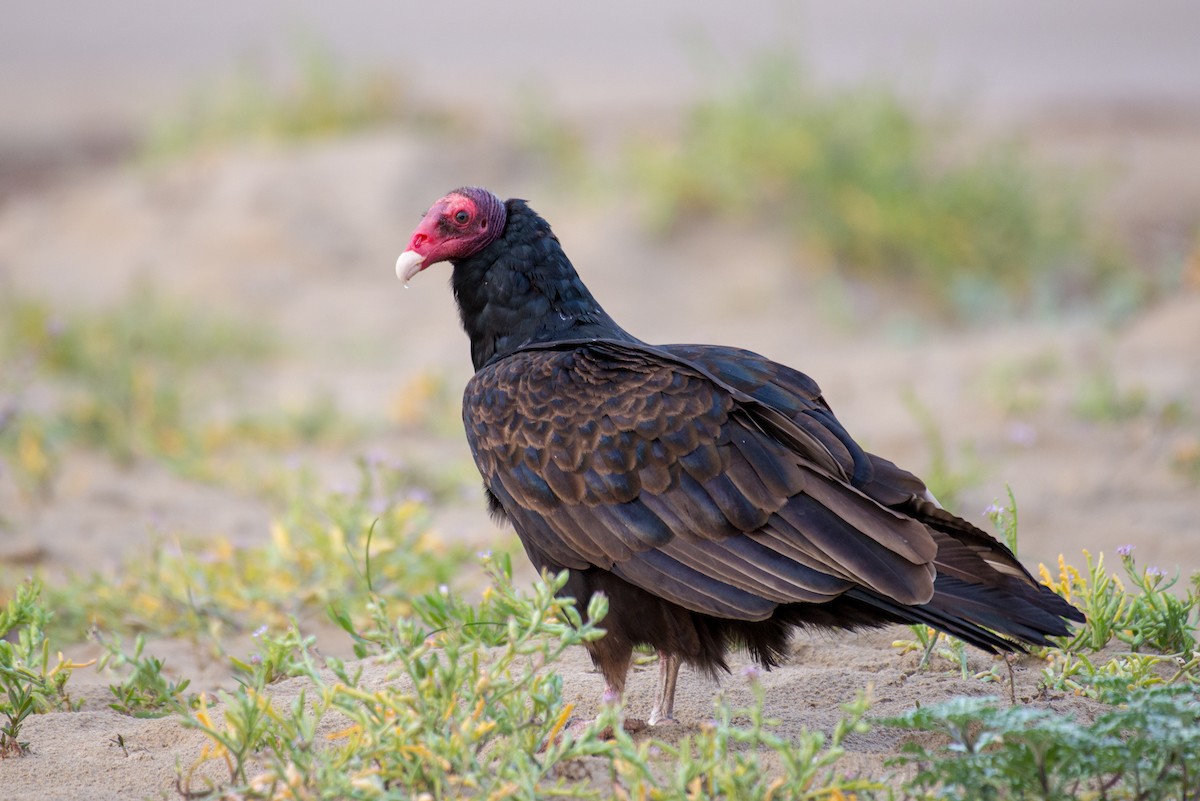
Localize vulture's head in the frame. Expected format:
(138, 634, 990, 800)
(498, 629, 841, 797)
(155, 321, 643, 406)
(396, 186, 507, 282)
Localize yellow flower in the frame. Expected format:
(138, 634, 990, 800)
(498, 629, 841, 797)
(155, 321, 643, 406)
(326, 724, 362, 741)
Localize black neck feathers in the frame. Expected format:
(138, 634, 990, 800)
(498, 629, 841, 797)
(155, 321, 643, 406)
(450, 199, 634, 370)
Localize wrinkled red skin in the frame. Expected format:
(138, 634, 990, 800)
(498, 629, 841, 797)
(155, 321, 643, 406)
(405, 188, 504, 271)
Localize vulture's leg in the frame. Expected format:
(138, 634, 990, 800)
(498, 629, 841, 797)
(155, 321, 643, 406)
(594, 639, 634, 704)
(567, 637, 646, 734)
(648, 650, 680, 726)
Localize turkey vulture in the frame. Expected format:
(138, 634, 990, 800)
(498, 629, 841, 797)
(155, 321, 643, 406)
(395, 187, 1083, 724)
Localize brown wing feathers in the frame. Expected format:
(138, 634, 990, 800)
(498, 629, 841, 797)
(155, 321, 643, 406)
(464, 343, 943, 620)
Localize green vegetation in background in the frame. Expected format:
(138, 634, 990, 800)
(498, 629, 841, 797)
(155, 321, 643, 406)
(628, 52, 1136, 320)
(974, 348, 1063, 417)
(142, 38, 412, 158)
(1174, 436, 1200, 484)
(0, 290, 374, 497)
(36, 459, 467, 645)
(134, 35, 1151, 321)
(0, 289, 274, 473)
(1071, 351, 1151, 424)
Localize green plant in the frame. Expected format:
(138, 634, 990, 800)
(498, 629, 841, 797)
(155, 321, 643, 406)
(1039, 547, 1199, 658)
(893, 489, 1199, 696)
(229, 624, 319, 689)
(1072, 363, 1147, 423)
(629, 50, 1129, 319)
(634, 685, 878, 800)
(0, 290, 274, 478)
(213, 393, 363, 455)
(1039, 649, 1195, 697)
(183, 687, 279, 790)
(143, 37, 410, 158)
(95, 632, 193, 718)
(178, 555, 880, 799)
(1039, 550, 1130, 653)
(178, 561, 614, 798)
(1032, 546, 1199, 697)
(892, 625, 1005, 684)
(1118, 555, 1198, 655)
(0, 582, 89, 756)
(974, 350, 1061, 417)
(0, 664, 39, 757)
(885, 681, 1200, 801)
(43, 459, 467, 646)
(0, 405, 57, 503)
(983, 485, 1021, 556)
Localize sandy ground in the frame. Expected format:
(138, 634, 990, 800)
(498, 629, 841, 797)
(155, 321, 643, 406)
(1, 124, 1198, 799)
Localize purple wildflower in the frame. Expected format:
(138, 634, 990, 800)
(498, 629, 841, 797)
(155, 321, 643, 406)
(1005, 422, 1037, 447)
(1116, 544, 1134, 558)
(406, 487, 433, 506)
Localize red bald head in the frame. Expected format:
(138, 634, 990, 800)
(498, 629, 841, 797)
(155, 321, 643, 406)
(396, 187, 507, 282)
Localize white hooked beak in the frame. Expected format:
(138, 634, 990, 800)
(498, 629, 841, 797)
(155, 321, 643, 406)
(395, 250, 426, 282)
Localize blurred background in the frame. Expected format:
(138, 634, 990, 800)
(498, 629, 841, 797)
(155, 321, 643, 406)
(2, 1, 1199, 646)
(4, 2, 1200, 307)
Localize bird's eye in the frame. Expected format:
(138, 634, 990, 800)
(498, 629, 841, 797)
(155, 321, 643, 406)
(454, 210, 470, 224)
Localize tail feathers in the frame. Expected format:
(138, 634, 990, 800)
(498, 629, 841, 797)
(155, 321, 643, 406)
(847, 574, 1083, 654)
(929, 575, 1083, 646)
